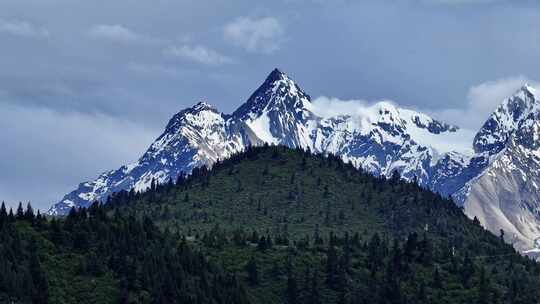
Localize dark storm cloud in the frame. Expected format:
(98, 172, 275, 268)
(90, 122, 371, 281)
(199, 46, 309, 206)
(0, 0, 539, 210)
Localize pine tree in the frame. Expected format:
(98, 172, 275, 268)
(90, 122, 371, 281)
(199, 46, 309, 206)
(301, 157, 307, 170)
(323, 185, 330, 198)
(257, 236, 268, 251)
(0, 202, 7, 225)
(478, 266, 491, 304)
(404, 232, 418, 262)
(314, 223, 323, 245)
(419, 232, 433, 266)
(384, 261, 402, 304)
(29, 238, 49, 304)
(150, 178, 157, 192)
(250, 230, 259, 244)
(16, 202, 24, 219)
(368, 233, 382, 274)
(324, 202, 331, 226)
(7, 208, 14, 222)
(460, 251, 475, 288)
(432, 267, 442, 289)
(326, 243, 339, 287)
(286, 267, 298, 304)
(417, 281, 427, 303)
(391, 239, 403, 276)
(24, 202, 35, 221)
(246, 256, 259, 286)
(390, 170, 401, 184)
(309, 270, 321, 304)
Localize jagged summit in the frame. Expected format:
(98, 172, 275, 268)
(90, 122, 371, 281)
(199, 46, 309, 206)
(162, 101, 221, 136)
(265, 68, 287, 83)
(473, 83, 540, 155)
(233, 68, 313, 121)
(49, 68, 473, 215)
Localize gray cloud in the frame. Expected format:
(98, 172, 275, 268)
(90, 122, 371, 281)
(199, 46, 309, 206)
(87, 24, 166, 46)
(223, 17, 285, 53)
(126, 63, 183, 77)
(0, 103, 158, 211)
(0, 18, 49, 38)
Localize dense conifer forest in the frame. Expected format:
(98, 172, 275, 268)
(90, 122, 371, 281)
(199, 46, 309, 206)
(0, 203, 248, 303)
(2, 145, 540, 303)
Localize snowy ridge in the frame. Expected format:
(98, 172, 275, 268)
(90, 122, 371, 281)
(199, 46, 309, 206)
(48, 70, 540, 254)
(50, 68, 471, 215)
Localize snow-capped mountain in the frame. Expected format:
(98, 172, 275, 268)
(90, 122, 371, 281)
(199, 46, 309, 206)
(48, 69, 540, 253)
(457, 85, 540, 252)
(49, 102, 258, 215)
(49, 69, 471, 215)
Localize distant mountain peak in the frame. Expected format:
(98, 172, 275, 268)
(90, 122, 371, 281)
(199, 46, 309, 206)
(233, 68, 312, 121)
(161, 101, 222, 137)
(472, 83, 540, 155)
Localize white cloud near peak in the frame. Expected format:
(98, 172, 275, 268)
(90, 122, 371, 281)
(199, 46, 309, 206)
(311, 96, 372, 118)
(164, 45, 233, 66)
(223, 17, 284, 54)
(427, 76, 539, 130)
(310, 96, 475, 153)
(312, 76, 540, 133)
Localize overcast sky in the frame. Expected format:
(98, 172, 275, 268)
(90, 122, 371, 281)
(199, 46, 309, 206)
(1, 0, 539, 211)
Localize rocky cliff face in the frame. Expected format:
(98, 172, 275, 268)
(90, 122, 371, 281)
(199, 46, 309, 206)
(459, 85, 540, 251)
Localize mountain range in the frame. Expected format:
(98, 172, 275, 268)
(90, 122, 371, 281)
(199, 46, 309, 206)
(48, 69, 540, 252)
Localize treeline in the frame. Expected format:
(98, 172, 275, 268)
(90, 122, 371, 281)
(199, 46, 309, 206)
(0, 202, 249, 304)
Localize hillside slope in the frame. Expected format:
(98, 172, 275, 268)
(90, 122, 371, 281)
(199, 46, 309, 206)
(105, 145, 540, 304)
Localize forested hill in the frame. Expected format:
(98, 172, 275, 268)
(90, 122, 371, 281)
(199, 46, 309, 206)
(2, 145, 540, 303)
(105, 145, 540, 303)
